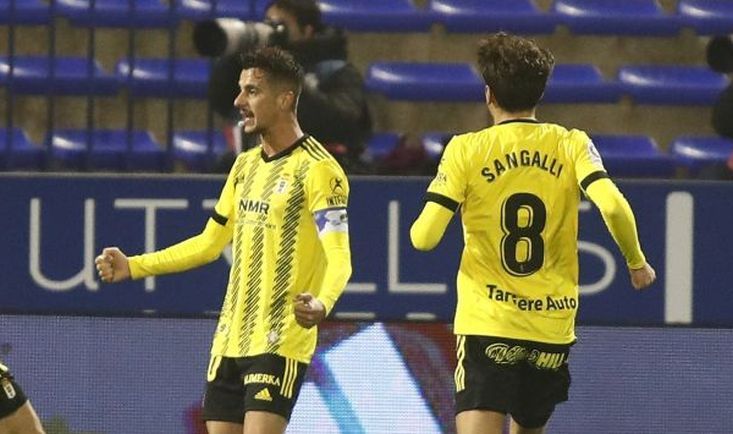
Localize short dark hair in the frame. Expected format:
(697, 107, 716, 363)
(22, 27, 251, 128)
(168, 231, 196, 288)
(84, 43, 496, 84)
(477, 32, 555, 112)
(241, 46, 304, 95)
(267, 0, 323, 31)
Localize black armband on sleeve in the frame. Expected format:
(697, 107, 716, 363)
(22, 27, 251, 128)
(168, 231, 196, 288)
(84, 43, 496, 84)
(425, 192, 460, 212)
(580, 170, 610, 191)
(210, 210, 228, 226)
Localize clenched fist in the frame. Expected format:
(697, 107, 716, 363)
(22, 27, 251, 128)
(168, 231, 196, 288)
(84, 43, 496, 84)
(94, 247, 131, 283)
(629, 262, 656, 290)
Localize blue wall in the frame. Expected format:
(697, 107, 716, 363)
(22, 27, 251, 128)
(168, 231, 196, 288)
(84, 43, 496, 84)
(2, 316, 731, 434)
(1, 174, 732, 326)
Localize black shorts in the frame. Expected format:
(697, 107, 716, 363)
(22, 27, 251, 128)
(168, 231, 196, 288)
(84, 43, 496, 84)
(0, 368, 28, 419)
(202, 354, 308, 424)
(454, 335, 572, 429)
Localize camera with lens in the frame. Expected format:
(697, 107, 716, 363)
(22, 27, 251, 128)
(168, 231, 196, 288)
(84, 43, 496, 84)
(707, 35, 733, 74)
(193, 19, 288, 58)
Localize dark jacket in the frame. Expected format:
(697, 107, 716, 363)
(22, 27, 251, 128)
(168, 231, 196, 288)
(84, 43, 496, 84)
(712, 82, 733, 139)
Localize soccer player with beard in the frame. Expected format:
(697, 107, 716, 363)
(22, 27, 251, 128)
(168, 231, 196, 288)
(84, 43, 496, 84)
(96, 47, 351, 434)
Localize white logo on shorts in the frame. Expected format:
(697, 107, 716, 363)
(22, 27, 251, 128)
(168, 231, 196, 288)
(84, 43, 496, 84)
(2, 379, 16, 399)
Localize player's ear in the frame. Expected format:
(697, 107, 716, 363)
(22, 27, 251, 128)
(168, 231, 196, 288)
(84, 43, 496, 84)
(484, 85, 493, 106)
(278, 90, 294, 111)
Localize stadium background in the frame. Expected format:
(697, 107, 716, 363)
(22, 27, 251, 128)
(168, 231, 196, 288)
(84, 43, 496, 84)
(2, 1, 733, 433)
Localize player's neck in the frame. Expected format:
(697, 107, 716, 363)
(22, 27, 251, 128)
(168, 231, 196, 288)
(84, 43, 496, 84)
(260, 117, 304, 156)
(490, 107, 537, 126)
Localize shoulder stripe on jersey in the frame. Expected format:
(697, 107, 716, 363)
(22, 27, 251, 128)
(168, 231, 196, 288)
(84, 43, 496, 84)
(301, 141, 323, 161)
(305, 138, 330, 160)
(210, 210, 228, 226)
(308, 138, 333, 160)
(425, 192, 460, 212)
(580, 170, 610, 191)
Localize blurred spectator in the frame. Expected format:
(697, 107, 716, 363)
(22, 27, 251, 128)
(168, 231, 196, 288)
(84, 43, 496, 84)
(709, 36, 733, 140)
(704, 36, 733, 179)
(205, 0, 373, 173)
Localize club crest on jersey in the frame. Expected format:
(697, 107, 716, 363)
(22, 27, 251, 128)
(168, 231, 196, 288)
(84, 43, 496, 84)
(274, 178, 288, 194)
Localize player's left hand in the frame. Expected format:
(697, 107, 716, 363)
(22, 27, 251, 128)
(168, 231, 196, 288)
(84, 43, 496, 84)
(294, 293, 326, 329)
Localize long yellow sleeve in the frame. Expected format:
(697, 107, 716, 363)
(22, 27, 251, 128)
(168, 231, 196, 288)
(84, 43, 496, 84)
(128, 218, 233, 279)
(585, 178, 646, 269)
(317, 231, 352, 315)
(410, 201, 455, 251)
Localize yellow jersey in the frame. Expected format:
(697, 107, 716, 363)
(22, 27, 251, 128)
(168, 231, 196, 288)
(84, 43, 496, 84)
(426, 119, 609, 344)
(211, 136, 350, 362)
(129, 135, 351, 363)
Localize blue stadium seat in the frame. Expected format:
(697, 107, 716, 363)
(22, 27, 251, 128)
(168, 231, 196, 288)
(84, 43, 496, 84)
(551, 0, 680, 36)
(48, 129, 166, 171)
(421, 132, 451, 161)
(366, 62, 620, 104)
(178, 0, 254, 21)
(317, 0, 433, 32)
(115, 58, 210, 98)
(0, 56, 120, 95)
(365, 62, 483, 102)
(670, 136, 733, 173)
(678, 0, 733, 35)
(0, 0, 50, 25)
(544, 64, 620, 103)
(429, 0, 555, 34)
(365, 132, 401, 161)
(591, 134, 676, 178)
(421, 133, 678, 178)
(172, 130, 228, 171)
(56, 0, 176, 28)
(618, 66, 728, 105)
(0, 128, 44, 170)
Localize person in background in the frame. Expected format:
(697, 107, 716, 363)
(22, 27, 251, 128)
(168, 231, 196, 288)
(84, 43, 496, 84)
(707, 35, 733, 178)
(209, 0, 372, 174)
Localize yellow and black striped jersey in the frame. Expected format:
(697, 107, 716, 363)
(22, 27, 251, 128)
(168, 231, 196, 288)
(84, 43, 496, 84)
(209, 135, 350, 362)
(426, 119, 609, 344)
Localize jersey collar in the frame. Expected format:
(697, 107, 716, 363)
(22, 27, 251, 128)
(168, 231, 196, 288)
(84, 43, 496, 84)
(496, 118, 540, 126)
(260, 135, 309, 162)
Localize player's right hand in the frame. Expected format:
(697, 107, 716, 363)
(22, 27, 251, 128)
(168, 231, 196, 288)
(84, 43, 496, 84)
(629, 262, 656, 290)
(94, 247, 131, 283)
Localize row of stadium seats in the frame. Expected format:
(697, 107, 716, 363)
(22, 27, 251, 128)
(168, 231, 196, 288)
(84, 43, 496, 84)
(372, 132, 733, 177)
(0, 128, 226, 172)
(3, 0, 733, 35)
(2, 127, 732, 177)
(1, 56, 728, 105)
(366, 63, 728, 105)
(0, 56, 210, 98)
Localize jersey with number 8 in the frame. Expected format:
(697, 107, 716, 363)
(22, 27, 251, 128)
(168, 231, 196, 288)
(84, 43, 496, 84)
(427, 120, 605, 344)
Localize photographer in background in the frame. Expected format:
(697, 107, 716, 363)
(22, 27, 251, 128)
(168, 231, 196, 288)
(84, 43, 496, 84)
(197, 0, 373, 173)
(706, 36, 733, 179)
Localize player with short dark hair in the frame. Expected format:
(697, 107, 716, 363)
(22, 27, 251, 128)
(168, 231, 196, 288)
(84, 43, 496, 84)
(96, 46, 352, 434)
(0, 361, 45, 434)
(410, 33, 656, 434)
